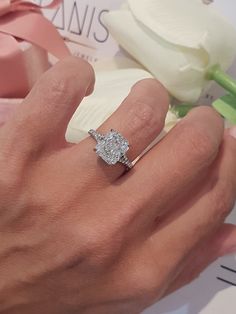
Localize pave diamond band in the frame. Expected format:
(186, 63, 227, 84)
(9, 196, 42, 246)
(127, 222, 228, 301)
(119, 155, 133, 170)
(88, 129, 133, 170)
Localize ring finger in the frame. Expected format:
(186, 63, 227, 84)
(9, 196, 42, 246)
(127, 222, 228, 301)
(70, 79, 169, 184)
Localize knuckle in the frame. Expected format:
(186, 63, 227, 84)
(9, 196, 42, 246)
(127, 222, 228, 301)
(36, 74, 71, 104)
(63, 56, 95, 87)
(182, 122, 217, 163)
(123, 244, 169, 303)
(200, 106, 223, 125)
(126, 262, 164, 304)
(133, 78, 169, 108)
(0, 167, 21, 193)
(78, 58, 95, 77)
(128, 98, 163, 135)
(37, 59, 95, 102)
(76, 223, 123, 269)
(133, 99, 155, 124)
(48, 76, 71, 98)
(117, 196, 143, 225)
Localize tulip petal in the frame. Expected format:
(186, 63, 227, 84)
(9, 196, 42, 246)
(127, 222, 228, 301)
(128, 0, 236, 50)
(128, 0, 236, 71)
(104, 0, 236, 102)
(104, 10, 204, 102)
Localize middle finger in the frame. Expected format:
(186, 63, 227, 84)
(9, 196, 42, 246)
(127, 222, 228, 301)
(116, 106, 224, 222)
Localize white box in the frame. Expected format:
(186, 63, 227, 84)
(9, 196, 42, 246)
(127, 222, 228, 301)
(41, 0, 124, 62)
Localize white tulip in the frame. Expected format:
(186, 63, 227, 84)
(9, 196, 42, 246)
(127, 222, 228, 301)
(103, 0, 236, 103)
(66, 68, 178, 144)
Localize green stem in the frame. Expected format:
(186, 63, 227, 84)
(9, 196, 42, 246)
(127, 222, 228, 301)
(207, 65, 236, 97)
(172, 65, 236, 120)
(171, 104, 194, 118)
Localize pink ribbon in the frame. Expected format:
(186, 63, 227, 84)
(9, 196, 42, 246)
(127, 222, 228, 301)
(0, 0, 60, 16)
(0, 0, 71, 97)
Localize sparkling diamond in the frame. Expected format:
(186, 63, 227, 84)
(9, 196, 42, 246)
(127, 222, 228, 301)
(95, 130, 129, 165)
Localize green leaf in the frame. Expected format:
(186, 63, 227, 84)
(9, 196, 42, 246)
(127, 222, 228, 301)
(171, 104, 195, 118)
(213, 94, 236, 125)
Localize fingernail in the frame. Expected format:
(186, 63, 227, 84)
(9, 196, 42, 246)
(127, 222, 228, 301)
(229, 126, 236, 139)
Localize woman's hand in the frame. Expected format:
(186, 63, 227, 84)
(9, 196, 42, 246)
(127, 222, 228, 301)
(0, 98, 20, 127)
(0, 56, 236, 314)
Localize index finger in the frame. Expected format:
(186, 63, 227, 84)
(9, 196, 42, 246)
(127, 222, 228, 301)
(1, 57, 95, 155)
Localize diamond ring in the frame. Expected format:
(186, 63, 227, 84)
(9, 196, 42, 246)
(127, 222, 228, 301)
(88, 129, 133, 170)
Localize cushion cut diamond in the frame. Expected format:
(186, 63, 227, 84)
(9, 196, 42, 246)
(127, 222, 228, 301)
(95, 130, 129, 165)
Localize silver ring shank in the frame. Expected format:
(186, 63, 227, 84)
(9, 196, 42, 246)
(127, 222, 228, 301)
(88, 129, 104, 141)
